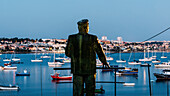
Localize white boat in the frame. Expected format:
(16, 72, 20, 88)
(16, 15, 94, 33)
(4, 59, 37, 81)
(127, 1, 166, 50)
(40, 55, 51, 58)
(161, 50, 167, 59)
(105, 47, 113, 61)
(12, 52, 21, 61)
(155, 62, 170, 68)
(161, 56, 167, 59)
(31, 45, 43, 62)
(63, 58, 71, 63)
(48, 64, 62, 67)
(12, 58, 21, 61)
(48, 47, 64, 66)
(128, 47, 141, 65)
(2, 65, 17, 70)
(31, 59, 43, 62)
(139, 58, 152, 62)
(3, 58, 11, 62)
(152, 60, 161, 63)
(48, 60, 64, 65)
(0, 85, 19, 90)
(139, 45, 152, 62)
(116, 60, 126, 63)
(123, 83, 135, 86)
(55, 56, 65, 60)
(116, 47, 126, 63)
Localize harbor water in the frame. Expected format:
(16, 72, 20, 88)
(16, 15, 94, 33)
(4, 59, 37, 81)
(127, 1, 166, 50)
(0, 52, 169, 96)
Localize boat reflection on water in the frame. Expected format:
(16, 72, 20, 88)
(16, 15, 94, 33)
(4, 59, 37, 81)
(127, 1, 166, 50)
(51, 79, 72, 83)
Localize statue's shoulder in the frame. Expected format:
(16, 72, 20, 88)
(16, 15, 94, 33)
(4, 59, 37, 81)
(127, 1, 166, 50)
(68, 34, 78, 38)
(87, 34, 98, 39)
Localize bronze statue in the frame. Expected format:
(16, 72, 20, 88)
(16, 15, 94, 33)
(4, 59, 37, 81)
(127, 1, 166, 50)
(65, 19, 109, 96)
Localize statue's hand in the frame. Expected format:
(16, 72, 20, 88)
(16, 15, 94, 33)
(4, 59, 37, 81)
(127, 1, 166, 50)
(103, 63, 110, 68)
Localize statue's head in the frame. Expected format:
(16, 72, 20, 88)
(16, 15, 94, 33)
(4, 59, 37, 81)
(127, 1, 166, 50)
(77, 19, 89, 34)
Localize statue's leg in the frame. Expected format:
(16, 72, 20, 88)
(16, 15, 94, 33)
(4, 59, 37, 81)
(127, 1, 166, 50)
(73, 75, 84, 96)
(84, 74, 96, 96)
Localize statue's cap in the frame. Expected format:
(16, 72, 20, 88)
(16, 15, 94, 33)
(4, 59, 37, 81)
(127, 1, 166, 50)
(77, 19, 89, 25)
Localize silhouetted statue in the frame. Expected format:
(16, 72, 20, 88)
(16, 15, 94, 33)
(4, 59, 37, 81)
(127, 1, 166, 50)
(65, 19, 109, 96)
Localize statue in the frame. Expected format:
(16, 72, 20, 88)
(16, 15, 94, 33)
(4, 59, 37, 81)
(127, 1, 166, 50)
(65, 19, 109, 96)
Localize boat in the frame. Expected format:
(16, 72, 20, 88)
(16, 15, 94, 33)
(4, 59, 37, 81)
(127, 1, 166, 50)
(128, 60, 141, 65)
(16, 69, 30, 76)
(116, 59, 126, 63)
(31, 45, 43, 62)
(3, 58, 11, 62)
(116, 47, 126, 63)
(4, 62, 11, 66)
(155, 62, 170, 68)
(48, 60, 64, 65)
(161, 56, 167, 59)
(40, 54, 51, 58)
(161, 49, 167, 59)
(139, 45, 152, 62)
(152, 59, 161, 63)
(31, 59, 43, 62)
(12, 57, 20, 61)
(55, 56, 65, 60)
(51, 72, 72, 80)
(105, 47, 113, 61)
(0, 84, 19, 90)
(117, 68, 138, 75)
(140, 63, 151, 67)
(2, 65, 17, 70)
(128, 47, 141, 65)
(48, 48, 64, 67)
(63, 58, 71, 63)
(154, 69, 170, 80)
(123, 83, 135, 86)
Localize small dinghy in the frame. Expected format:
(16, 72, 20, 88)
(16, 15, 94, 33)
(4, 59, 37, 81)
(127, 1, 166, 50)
(16, 69, 30, 76)
(123, 83, 135, 86)
(0, 84, 19, 90)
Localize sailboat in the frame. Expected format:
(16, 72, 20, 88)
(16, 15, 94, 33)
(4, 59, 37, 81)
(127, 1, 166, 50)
(128, 47, 141, 65)
(161, 48, 167, 58)
(40, 53, 51, 58)
(31, 45, 43, 62)
(105, 47, 113, 61)
(48, 47, 64, 67)
(12, 51, 20, 61)
(3, 54, 11, 62)
(116, 46, 126, 63)
(139, 45, 152, 62)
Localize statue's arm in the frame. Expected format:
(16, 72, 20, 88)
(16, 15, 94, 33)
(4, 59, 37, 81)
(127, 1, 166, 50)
(94, 37, 108, 66)
(65, 36, 73, 57)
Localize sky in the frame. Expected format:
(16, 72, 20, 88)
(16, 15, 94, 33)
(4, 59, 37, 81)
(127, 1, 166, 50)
(0, 0, 170, 42)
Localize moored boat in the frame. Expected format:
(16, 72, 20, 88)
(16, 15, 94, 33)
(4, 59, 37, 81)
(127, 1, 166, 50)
(51, 73, 72, 80)
(154, 69, 170, 80)
(0, 84, 19, 90)
(2, 65, 17, 70)
(16, 69, 30, 76)
(140, 63, 151, 67)
(155, 62, 170, 68)
(117, 68, 138, 75)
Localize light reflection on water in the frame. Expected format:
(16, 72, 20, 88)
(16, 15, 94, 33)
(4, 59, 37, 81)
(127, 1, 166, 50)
(0, 52, 169, 96)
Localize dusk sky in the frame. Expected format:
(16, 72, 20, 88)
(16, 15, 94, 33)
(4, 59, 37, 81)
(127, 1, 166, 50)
(0, 0, 170, 42)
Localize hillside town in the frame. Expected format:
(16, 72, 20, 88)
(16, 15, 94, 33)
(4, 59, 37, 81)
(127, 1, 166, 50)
(0, 36, 170, 54)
